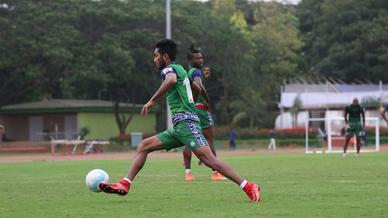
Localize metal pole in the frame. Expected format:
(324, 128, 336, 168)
(376, 118, 380, 151)
(166, 0, 171, 39)
(379, 80, 383, 102)
(166, 0, 173, 129)
(305, 119, 309, 153)
(327, 117, 332, 153)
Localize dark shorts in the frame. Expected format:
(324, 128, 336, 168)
(346, 122, 362, 137)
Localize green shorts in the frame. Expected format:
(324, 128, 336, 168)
(346, 122, 362, 137)
(195, 108, 214, 129)
(157, 119, 208, 151)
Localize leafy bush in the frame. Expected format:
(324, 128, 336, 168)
(79, 126, 90, 140)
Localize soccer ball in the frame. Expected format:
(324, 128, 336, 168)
(85, 169, 109, 192)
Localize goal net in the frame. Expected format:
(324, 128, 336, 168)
(305, 117, 380, 154)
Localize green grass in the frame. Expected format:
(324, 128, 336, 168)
(1, 153, 388, 218)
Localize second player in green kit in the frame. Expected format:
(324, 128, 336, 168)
(182, 45, 226, 181)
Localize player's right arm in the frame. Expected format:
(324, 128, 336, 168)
(190, 68, 210, 104)
(141, 73, 177, 115)
(344, 107, 349, 129)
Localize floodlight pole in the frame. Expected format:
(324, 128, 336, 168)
(376, 119, 380, 151)
(166, 0, 173, 129)
(327, 117, 332, 153)
(166, 0, 171, 39)
(305, 119, 309, 153)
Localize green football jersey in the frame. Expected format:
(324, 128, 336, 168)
(345, 104, 364, 123)
(187, 67, 207, 105)
(161, 64, 196, 115)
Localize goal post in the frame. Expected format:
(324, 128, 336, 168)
(305, 117, 380, 154)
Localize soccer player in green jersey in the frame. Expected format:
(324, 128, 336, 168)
(182, 45, 226, 181)
(99, 39, 260, 202)
(343, 98, 365, 157)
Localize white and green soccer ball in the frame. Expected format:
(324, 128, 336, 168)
(85, 169, 109, 192)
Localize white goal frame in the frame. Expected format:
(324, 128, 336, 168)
(305, 117, 380, 154)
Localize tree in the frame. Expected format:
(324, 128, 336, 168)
(297, 0, 388, 82)
(290, 95, 303, 128)
(245, 2, 305, 127)
(1, 0, 307, 130)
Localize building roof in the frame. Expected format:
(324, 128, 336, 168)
(335, 84, 388, 92)
(0, 99, 146, 114)
(284, 84, 338, 93)
(280, 82, 388, 109)
(283, 83, 388, 93)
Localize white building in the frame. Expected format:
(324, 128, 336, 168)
(276, 81, 388, 130)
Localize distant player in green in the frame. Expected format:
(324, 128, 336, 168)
(182, 45, 226, 181)
(343, 98, 365, 157)
(98, 39, 260, 202)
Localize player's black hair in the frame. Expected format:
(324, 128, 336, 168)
(155, 39, 177, 61)
(187, 44, 202, 60)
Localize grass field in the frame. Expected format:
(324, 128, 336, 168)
(1, 152, 388, 218)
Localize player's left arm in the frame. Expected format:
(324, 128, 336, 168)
(141, 73, 177, 115)
(193, 75, 210, 104)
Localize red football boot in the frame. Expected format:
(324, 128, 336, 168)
(211, 171, 227, 181)
(243, 182, 261, 202)
(99, 180, 131, 196)
(185, 172, 195, 181)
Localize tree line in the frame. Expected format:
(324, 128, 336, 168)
(1, 0, 388, 130)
